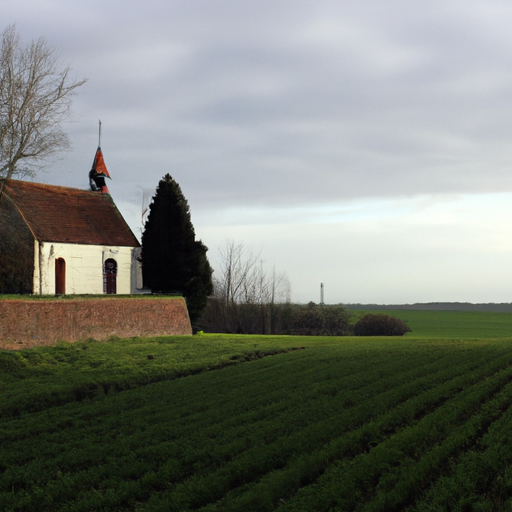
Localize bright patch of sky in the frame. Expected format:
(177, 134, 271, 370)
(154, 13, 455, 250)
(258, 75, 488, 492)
(197, 192, 512, 304)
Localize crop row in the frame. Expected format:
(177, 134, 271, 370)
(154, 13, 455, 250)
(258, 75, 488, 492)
(2, 338, 512, 511)
(196, 352, 512, 511)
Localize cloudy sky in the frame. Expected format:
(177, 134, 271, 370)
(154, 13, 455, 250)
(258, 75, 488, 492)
(5, 0, 512, 304)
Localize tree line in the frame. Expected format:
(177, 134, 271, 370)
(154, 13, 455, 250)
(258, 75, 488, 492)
(140, 181, 351, 336)
(195, 240, 350, 335)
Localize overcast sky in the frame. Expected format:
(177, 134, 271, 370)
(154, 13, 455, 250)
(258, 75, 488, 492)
(6, 0, 512, 304)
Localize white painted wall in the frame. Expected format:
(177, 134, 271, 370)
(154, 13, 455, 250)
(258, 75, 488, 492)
(33, 241, 139, 295)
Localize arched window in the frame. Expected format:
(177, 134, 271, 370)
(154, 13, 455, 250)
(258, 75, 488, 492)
(103, 258, 117, 294)
(55, 258, 66, 295)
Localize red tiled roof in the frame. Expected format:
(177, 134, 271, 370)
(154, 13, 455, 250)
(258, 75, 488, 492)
(2, 180, 140, 247)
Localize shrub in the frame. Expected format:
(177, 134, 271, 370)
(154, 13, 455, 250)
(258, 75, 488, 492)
(274, 302, 351, 336)
(353, 313, 411, 336)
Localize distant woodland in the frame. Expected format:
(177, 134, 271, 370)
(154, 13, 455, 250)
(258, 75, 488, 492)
(344, 302, 512, 312)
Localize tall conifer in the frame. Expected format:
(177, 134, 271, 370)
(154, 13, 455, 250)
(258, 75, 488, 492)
(141, 174, 213, 323)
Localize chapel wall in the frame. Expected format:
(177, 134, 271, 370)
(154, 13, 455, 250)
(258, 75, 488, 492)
(33, 242, 135, 295)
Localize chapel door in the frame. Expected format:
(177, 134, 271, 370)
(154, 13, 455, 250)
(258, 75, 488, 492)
(104, 258, 117, 294)
(55, 258, 66, 295)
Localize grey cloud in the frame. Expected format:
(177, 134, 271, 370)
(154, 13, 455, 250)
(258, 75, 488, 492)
(8, 0, 512, 210)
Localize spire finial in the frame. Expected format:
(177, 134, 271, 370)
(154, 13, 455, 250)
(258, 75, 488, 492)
(98, 119, 102, 147)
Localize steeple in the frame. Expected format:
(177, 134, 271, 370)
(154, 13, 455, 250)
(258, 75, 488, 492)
(89, 121, 111, 193)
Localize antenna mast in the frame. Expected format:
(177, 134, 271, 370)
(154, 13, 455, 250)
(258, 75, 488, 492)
(320, 283, 324, 305)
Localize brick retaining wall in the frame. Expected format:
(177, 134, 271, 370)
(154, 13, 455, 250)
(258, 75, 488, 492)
(0, 297, 192, 349)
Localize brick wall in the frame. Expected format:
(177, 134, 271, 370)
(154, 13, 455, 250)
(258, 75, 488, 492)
(0, 297, 192, 349)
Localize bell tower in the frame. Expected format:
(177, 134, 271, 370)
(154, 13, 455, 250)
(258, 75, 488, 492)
(89, 121, 111, 193)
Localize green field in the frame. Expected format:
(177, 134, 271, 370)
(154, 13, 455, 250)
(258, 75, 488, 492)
(2, 310, 512, 511)
(351, 308, 512, 339)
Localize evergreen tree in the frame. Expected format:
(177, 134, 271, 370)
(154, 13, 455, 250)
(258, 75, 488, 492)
(141, 174, 213, 323)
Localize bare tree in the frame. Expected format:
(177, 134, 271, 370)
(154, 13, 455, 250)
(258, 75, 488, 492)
(208, 240, 291, 333)
(200, 241, 350, 336)
(0, 25, 86, 181)
(214, 241, 259, 306)
(268, 265, 291, 305)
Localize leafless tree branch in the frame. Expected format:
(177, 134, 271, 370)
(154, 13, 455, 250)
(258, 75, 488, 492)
(0, 25, 87, 181)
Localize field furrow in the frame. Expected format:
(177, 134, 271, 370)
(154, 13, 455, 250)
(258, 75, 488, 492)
(274, 360, 512, 512)
(3, 332, 512, 511)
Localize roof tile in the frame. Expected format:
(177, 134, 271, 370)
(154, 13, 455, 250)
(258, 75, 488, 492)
(2, 180, 140, 247)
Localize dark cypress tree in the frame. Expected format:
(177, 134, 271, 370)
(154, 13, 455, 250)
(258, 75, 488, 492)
(141, 174, 213, 323)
